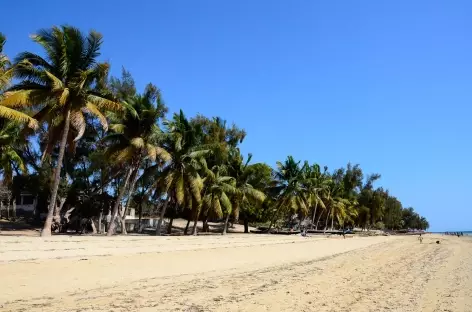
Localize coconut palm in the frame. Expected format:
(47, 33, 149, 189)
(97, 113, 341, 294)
(145, 110, 209, 235)
(322, 178, 358, 230)
(105, 85, 167, 235)
(0, 26, 121, 236)
(226, 151, 266, 232)
(0, 33, 37, 127)
(302, 163, 329, 229)
(201, 166, 238, 235)
(268, 156, 308, 231)
(0, 121, 28, 185)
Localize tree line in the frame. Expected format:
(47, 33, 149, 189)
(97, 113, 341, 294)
(0, 26, 429, 237)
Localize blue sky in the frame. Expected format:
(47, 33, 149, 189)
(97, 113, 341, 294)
(2, 1, 471, 231)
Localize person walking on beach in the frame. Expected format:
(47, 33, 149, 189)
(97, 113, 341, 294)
(418, 233, 423, 244)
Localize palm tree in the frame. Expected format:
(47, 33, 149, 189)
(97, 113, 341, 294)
(227, 151, 266, 233)
(0, 33, 37, 128)
(268, 156, 308, 231)
(201, 166, 237, 235)
(0, 121, 28, 185)
(302, 163, 328, 229)
(145, 110, 208, 235)
(322, 179, 358, 231)
(0, 26, 121, 236)
(105, 85, 167, 235)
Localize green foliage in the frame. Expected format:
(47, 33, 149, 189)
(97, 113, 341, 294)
(0, 120, 28, 184)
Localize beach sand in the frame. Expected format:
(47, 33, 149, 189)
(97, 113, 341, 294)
(0, 234, 470, 311)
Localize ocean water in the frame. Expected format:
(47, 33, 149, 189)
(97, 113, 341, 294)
(439, 231, 472, 236)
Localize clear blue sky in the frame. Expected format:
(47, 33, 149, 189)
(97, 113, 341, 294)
(2, 1, 471, 231)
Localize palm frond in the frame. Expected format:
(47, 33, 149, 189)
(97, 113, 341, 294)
(84, 102, 108, 131)
(44, 70, 63, 91)
(243, 186, 266, 202)
(212, 196, 223, 218)
(113, 146, 134, 163)
(154, 146, 171, 162)
(220, 192, 232, 214)
(109, 123, 125, 134)
(0, 89, 50, 108)
(130, 137, 145, 148)
(146, 144, 157, 161)
(0, 105, 38, 128)
(219, 183, 237, 194)
(59, 88, 69, 105)
(82, 30, 103, 66)
(189, 174, 203, 202)
(87, 94, 122, 112)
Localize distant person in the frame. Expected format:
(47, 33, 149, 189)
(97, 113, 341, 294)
(418, 233, 423, 244)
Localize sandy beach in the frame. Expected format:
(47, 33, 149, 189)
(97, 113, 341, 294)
(0, 234, 470, 312)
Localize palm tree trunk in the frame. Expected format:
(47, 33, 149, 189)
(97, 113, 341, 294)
(324, 208, 331, 232)
(41, 108, 71, 237)
(156, 198, 169, 236)
(120, 166, 139, 235)
(90, 218, 97, 234)
(331, 213, 334, 230)
(311, 202, 318, 228)
(267, 204, 282, 232)
(167, 215, 174, 234)
(202, 214, 209, 232)
(222, 213, 230, 235)
(244, 219, 249, 233)
(107, 167, 133, 236)
(315, 209, 324, 230)
(52, 197, 66, 233)
(184, 219, 191, 235)
(98, 208, 103, 234)
(192, 209, 200, 236)
(138, 202, 143, 233)
(233, 202, 240, 224)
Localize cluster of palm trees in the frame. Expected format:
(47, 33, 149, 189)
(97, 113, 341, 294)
(0, 26, 429, 237)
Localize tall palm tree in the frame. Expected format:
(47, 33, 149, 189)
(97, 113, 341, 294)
(0, 26, 121, 236)
(268, 156, 308, 231)
(201, 166, 237, 235)
(302, 163, 328, 229)
(322, 179, 358, 231)
(105, 85, 167, 235)
(145, 110, 208, 235)
(0, 33, 37, 127)
(227, 151, 266, 232)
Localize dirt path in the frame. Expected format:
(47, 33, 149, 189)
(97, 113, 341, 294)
(0, 235, 470, 311)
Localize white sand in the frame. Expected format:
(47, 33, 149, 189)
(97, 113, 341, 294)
(0, 234, 470, 311)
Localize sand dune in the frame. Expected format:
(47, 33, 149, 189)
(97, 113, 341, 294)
(0, 234, 470, 311)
